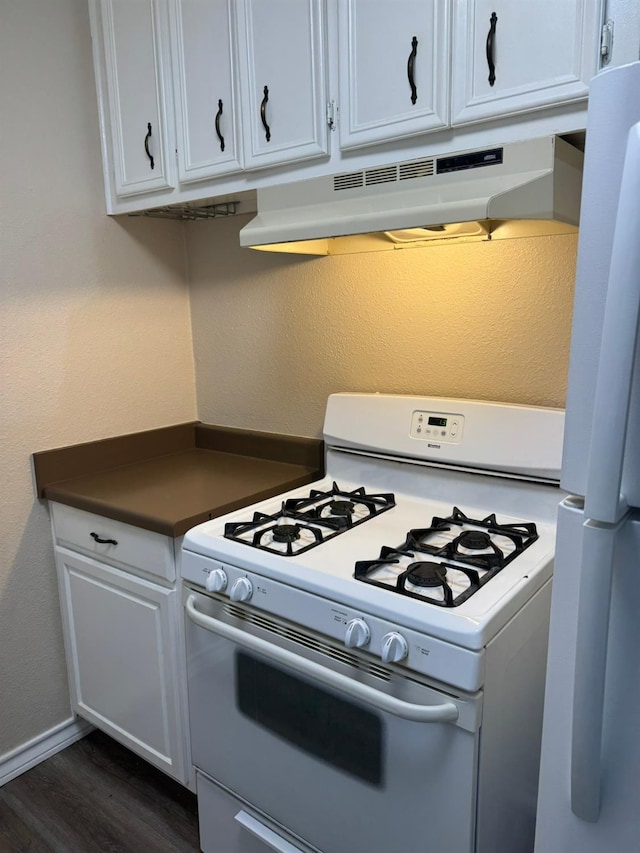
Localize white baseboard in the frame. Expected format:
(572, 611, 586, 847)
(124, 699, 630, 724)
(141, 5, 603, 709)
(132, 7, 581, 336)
(0, 716, 94, 787)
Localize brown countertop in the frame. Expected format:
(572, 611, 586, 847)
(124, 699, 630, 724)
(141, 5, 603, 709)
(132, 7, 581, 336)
(33, 422, 324, 537)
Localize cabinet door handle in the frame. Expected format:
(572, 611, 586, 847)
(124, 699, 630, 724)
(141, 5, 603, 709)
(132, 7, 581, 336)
(90, 531, 118, 546)
(144, 122, 155, 169)
(486, 12, 498, 87)
(407, 35, 418, 104)
(260, 85, 271, 142)
(215, 99, 225, 152)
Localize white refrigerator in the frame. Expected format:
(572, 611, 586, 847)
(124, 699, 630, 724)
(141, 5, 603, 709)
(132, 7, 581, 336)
(535, 61, 640, 851)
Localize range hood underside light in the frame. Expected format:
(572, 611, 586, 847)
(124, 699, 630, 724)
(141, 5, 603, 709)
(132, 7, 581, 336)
(250, 221, 493, 254)
(247, 218, 578, 255)
(241, 136, 583, 255)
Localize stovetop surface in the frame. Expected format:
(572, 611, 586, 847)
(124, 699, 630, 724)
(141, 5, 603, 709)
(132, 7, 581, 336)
(182, 448, 561, 649)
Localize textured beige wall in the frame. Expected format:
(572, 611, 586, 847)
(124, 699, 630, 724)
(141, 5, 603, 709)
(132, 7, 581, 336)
(187, 215, 577, 437)
(0, 1, 195, 755)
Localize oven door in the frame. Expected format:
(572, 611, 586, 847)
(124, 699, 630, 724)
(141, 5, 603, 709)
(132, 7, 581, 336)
(185, 588, 482, 853)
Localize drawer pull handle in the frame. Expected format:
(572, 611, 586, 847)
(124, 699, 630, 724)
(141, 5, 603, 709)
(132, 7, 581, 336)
(215, 98, 225, 151)
(486, 12, 498, 87)
(260, 85, 271, 142)
(144, 122, 155, 169)
(407, 35, 418, 104)
(90, 532, 118, 546)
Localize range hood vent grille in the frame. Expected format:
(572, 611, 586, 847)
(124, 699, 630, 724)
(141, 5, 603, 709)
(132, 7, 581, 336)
(365, 165, 399, 185)
(400, 159, 435, 181)
(334, 172, 364, 191)
(334, 158, 435, 193)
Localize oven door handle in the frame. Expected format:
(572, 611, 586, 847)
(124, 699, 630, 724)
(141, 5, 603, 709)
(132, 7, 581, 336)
(186, 595, 460, 725)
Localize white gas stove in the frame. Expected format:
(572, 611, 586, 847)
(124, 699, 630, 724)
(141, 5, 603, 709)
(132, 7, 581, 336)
(182, 394, 564, 853)
(183, 393, 563, 684)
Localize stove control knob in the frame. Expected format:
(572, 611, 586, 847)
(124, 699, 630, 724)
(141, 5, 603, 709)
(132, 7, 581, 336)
(230, 577, 253, 603)
(344, 618, 370, 649)
(205, 568, 228, 594)
(380, 632, 408, 664)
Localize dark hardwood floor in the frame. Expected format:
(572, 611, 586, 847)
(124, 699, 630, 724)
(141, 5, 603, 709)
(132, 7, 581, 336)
(0, 730, 200, 852)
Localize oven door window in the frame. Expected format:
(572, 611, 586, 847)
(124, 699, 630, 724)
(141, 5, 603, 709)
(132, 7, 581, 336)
(236, 652, 383, 785)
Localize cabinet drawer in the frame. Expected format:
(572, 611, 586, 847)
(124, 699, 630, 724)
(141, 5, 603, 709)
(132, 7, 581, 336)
(50, 502, 175, 582)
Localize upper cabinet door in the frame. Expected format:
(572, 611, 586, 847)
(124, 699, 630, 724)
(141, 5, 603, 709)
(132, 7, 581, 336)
(171, 0, 243, 184)
(99, 0, 175, 197)
(235, 0, 329, 170)
(338, 0, 450, 150)
(451, 0, 603, 126)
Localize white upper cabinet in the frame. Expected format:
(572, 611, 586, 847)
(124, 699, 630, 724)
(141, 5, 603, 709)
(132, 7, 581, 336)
(97, 0, 175, 197)
(171, 0, 243, 183)
(451, 0, 603, 126)
(337, 0, 450, 150)
(89, 0, 627, 213)
(235, 0, 330, 170)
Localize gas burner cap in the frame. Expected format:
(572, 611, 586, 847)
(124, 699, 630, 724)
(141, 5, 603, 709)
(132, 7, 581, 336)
(458, 530, 492, 550)
(406, 561, 448, 587)
(272, 524, 301, 543)
(328, 500, 355, 516)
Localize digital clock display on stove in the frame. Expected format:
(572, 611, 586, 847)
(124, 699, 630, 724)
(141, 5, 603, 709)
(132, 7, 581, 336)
(428, 417, 447, 427)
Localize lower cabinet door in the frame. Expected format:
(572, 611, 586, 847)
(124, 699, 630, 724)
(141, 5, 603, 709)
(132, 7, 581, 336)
(56, 547, 188, 784)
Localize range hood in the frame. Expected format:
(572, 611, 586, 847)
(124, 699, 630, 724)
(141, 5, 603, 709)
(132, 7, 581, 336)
(240, 136, 583, 255)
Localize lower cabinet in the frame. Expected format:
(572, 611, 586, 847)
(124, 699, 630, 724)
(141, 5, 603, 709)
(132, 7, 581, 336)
(55, 545, 190, 785)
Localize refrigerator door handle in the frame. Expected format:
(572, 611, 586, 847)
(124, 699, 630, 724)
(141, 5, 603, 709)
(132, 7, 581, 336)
(584, 122, 640, 524)
(571, 519, 616, 822)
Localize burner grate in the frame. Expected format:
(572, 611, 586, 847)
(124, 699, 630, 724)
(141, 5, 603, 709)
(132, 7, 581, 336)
(404, 506, 537, 571)
(285, 482, 395, 528)
(354, 507, 538, 607)
(355, 546, 482, 608)
(224, 483, 395, 556)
